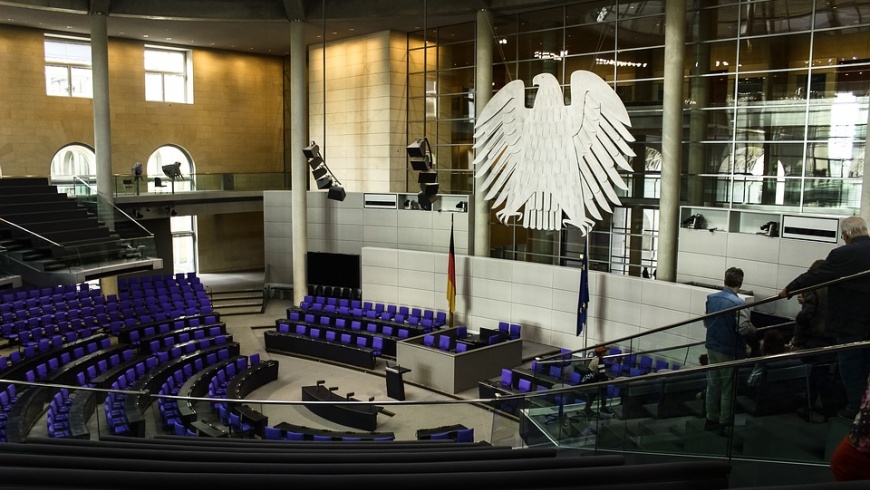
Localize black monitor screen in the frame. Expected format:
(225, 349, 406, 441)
(307, 252, 360, 289)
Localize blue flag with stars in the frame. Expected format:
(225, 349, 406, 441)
(577, 242, 589, 336)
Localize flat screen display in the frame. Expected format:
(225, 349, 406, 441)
(307, 252, 361, 289)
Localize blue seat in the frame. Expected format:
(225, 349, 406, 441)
(500, 368, 512, 388)
(438, 335, 451, 351)
(455, 427, 474, 443)
(423, 334, 435, 348)
(285, 431, 305, 441)
(263, 426, 283, 440)
(455, 342, 467, 353)
(517, 378, 532, 393)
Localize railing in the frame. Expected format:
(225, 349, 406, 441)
(2, 178, 158, 273)
(1, 272, 864, 486)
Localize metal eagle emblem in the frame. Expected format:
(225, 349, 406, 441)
(473, 71, 635, 233)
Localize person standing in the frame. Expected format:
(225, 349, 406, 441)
(780, 216, 870, 420)
(790, 259, 837, 420)
(704, 267, 757, 434)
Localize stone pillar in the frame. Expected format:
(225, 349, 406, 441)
(90, 12, 114, 229)
(473, 9, 493, 257)
(657, 0, 687, 282)
(290, 20, 309, 306)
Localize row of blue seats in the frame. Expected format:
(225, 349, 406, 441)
(422, 332, 469, 353)
(277, 322, 385, 356)
(119, 272, 202, 290)
(300, 297, 447, 327)
(285, 312, 422, 338)
(0, 283, 91, 306)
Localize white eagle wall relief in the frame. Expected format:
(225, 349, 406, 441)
(473, 70, 636, 233)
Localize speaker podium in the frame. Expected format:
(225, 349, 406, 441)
(385, 363, 411, 400)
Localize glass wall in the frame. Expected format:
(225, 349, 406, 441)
(408, 0, 870, 275)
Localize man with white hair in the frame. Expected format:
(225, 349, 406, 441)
(780, 216, 870, 420)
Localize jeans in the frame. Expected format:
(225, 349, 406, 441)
(835, 334, 870, 410)
(705, 349, 737, 425)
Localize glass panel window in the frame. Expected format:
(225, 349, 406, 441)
(145, 46, 192, 103)
(44, 36, 92, 98)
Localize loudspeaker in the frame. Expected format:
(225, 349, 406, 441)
(410, 155, 431, 172)
(406, 138, 426, 158)
(315, 174, 333, 190)
(311, 165, 329, 180)
(307, 156, 324, 169)
(422, 182, 439, 197)
(418, 170, 437, 184)
(328, 185, 347, 202)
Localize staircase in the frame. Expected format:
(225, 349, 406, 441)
(0, 177, 160, 286)
(207, 287, 266, 316)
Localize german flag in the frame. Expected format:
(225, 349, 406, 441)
(447, 216, 456, 313)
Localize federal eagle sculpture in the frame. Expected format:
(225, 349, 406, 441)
(473, 70, 635, 233)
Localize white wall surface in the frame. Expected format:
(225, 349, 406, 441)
(361, 247, 741, 354)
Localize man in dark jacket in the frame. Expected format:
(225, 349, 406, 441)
(705, 267, 757, 434)
(780, 216, 870, 419)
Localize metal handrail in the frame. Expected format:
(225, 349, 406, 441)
(0, 217, 62, 248)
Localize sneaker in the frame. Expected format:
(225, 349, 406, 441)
(838, 408, 858, 421)
(704, 420, 722, 432)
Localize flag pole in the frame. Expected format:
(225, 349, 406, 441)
(447, 213, 457, 329)
(582, 233, 589, 350)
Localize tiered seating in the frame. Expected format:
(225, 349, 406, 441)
(1, 283, 104, 346)
(297, 297, 447, 330)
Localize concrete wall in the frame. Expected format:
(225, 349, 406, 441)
(361, 247, 741, 355)
(307, 31, 409, 194)
(263, 190, 470, 286)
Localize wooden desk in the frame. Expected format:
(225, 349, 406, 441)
(264, 331, 376, 369)
(226, 360, 279, 399)
(190, 418, 229, 438)
(274, 421, 395, 441)
(301, 384, 379, 431)
(235, 404, 268, 437)
(416, 423, 468, 440)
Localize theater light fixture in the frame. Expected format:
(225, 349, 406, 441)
(303, 141, 346, 202)
(407, 137, 439, 210)
(161, 162, 183, 195)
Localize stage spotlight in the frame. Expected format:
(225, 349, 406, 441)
(160, 162, 183, 195)
(161, 162, 182, 180)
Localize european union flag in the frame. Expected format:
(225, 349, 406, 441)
(576, 243, 589, 336)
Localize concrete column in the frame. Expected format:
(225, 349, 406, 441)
(290, 20, 309, 306)
(473, 9, 493, 257)
(90, 12, 114, 229)
(657, 0, 687, 282)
